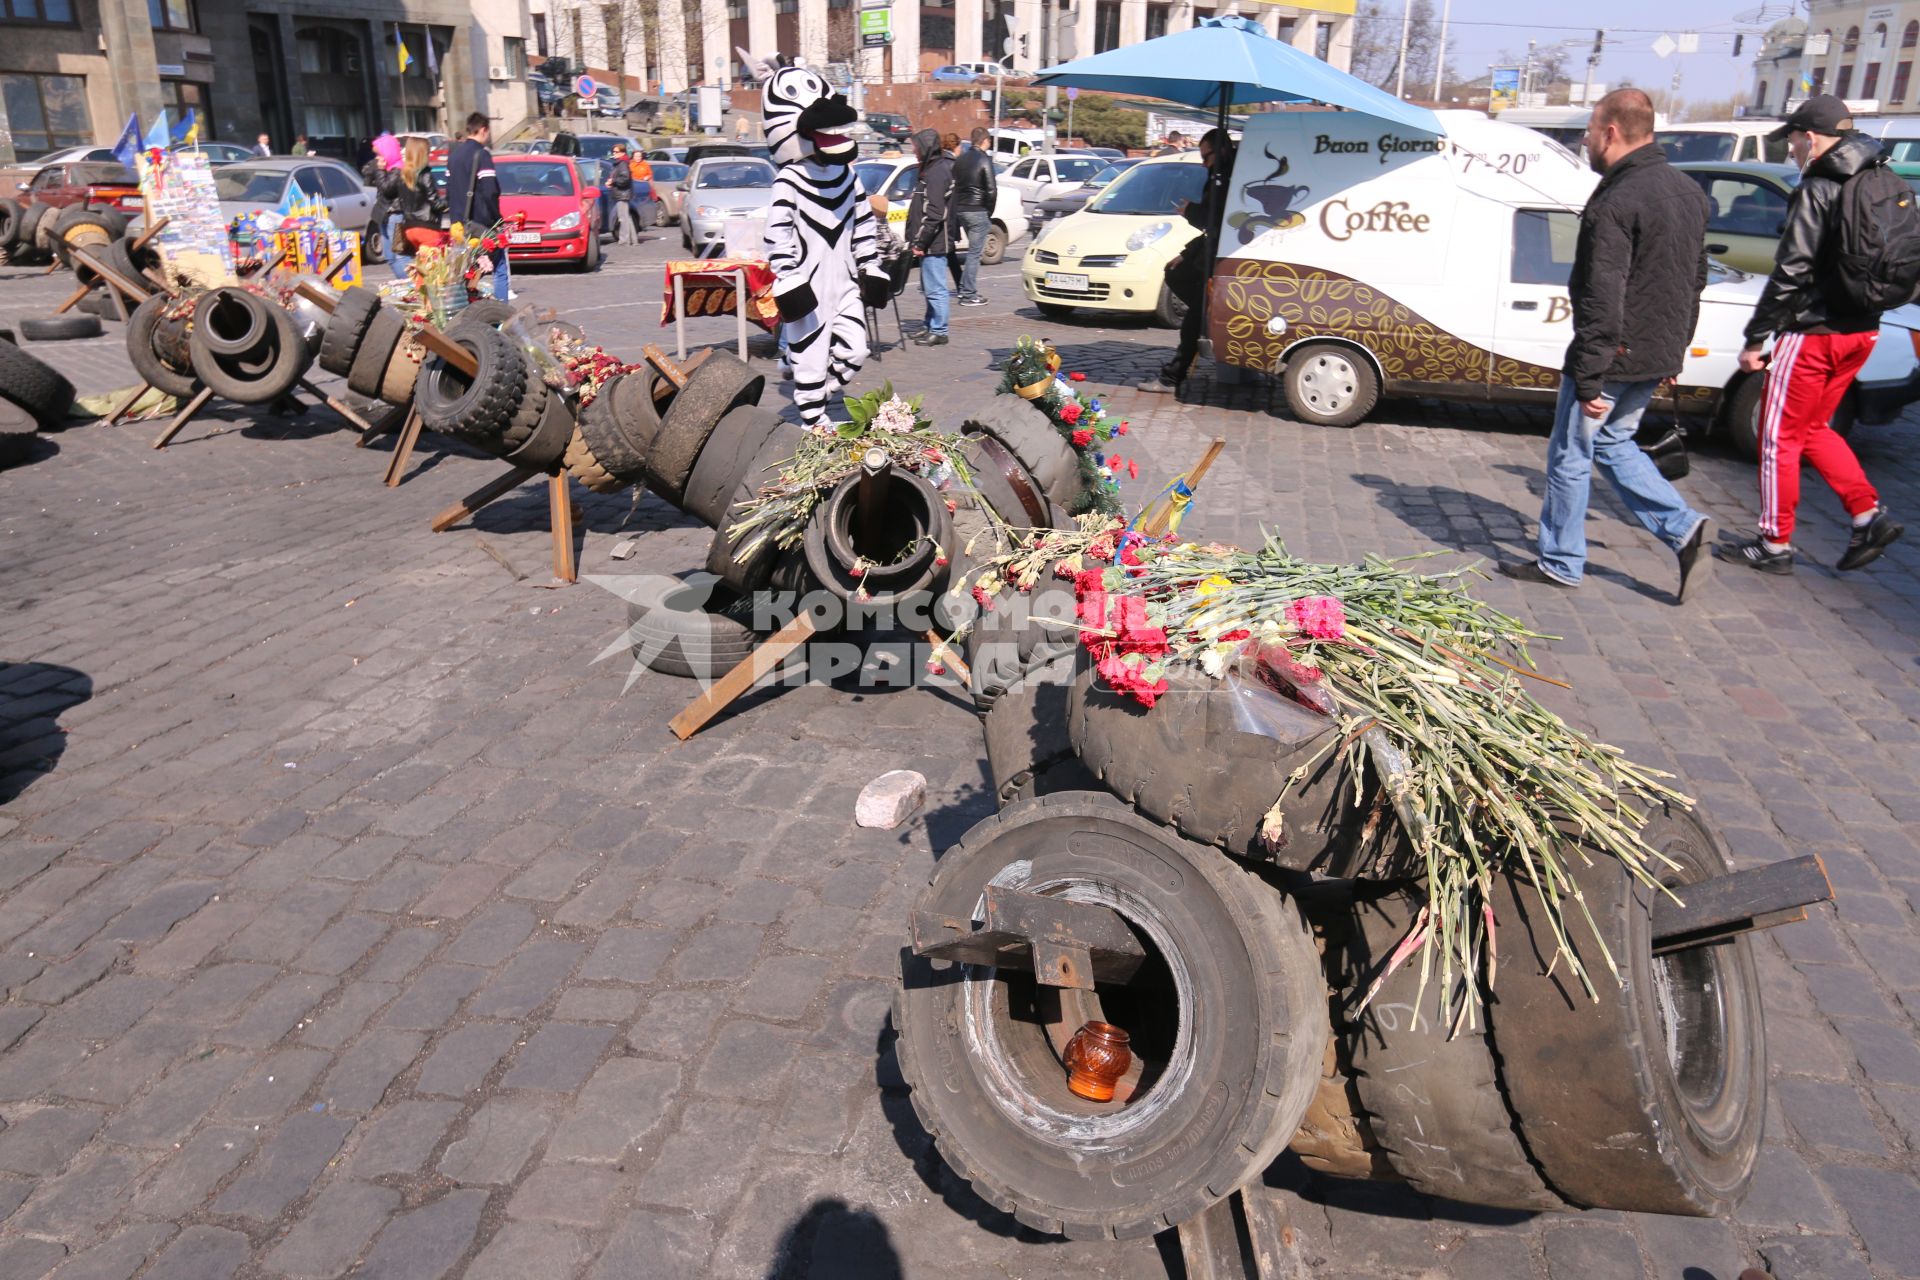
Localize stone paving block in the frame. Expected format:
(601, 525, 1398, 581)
(441, 902, 536, 968)
(1834, 1016, 1920, 1087)
(436, 1099, 551, 1185)
(630, 877, 727, 930)
(129, 1125, 256, 1219)
(296, 914, 390, 976)
(578, 926, 679, 984)
(695, 1020, 803, 1101)
(210, 1110, 355, 1221)
(22, 941, 124, 1006)
(101, 1049, 250, 1148)
(45, 1222, 176, 1280)
(1819, 1164, 1920, 1274)
(466, 1222, 594, 1280)
(464, 938, 584, 1020)
(590, 1207, 716, 1280)
(320, 1028, 425, 1114)
(11, 1146, 157, 1237)
(546, 1056, 682, 1164)
(633, 1100, 769, 1212)
(505, 1162, 622, 1227)
(672, 921, 766, 983)
(0, 1005, 43, 1055)
(0, 1238, 68, 1278)
(1757, 1232, 1874, 1280)
(218, 1047, 331, 1122)
(55, 1021, 199, 1105)
(416, 1022, 521, 1098)
(42, 973, 168, 1039)
(128, 897, 257, 975)
(262, 1178, 401, 1279)
(142, 1225, 250, 1280)
(0, 1106, 105, 1176)
(345, 1099, 462, 1178)
(552, 986, 641, 1023)
(217, 974, 333, 1048)
(1631, 1213, 1743, 1280)
(733, 953, 833, 1021)
(298, 981, 397, 1048)
(501, 1022, 614, 1092)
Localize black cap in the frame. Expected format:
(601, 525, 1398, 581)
(1770, 94, 1853, 140)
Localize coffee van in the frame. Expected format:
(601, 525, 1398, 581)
(1206, 109, 1920, 455)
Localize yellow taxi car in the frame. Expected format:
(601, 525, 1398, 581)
(1020, 153, 1207, 327)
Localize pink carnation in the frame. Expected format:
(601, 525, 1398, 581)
(1286, 595, 1347, 641)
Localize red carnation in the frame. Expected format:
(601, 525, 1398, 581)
(1059, 400, 1083, 425)
(1071, 428, 1094, 448)
(1068, 371, 1087, 382)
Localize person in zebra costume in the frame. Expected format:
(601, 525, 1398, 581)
(744, 50, 894, 431)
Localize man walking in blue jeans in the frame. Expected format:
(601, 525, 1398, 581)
(950, 127, 996, 306)
(447, 112, 513, 302)
(1499, 88, 1716, 604)
(906, 128, 953, 345)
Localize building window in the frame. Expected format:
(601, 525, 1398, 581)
(503, 37, 526, 77)
(1836, 63, 1852, 97)
(532, 13, 547, 56)
(1894, 60, 1913, 103)
(1756, 80, 1768, 109)
(1843, 25, 1858, 54)
(1094, 0, 1119, 53)
(774, 0, 796, 14)
(727, 0, 746, 15)
(1, 72, 88, 155)
(148, 0, 191, 31)
(1811, 66, 1826, 94)
(1145, 3, 1167, 40)
(0, 0, 76, 24)
(1906, 21, 1918, 50)
(1873, 22, 1888, 54)
(161, 78, 210, 130)
(1863, 61, 1881, 100)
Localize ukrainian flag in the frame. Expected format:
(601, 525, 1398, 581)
(396, 25, 413, 74)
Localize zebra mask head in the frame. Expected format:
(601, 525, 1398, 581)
(741, 48, 860, 167)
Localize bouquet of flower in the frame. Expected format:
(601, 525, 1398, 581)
(410, 218, 515, 326)
(725, 383, 975, 563)
(547, 328, 637, 405)
(954, 515, 1692, 1019)
(997, 336, 1135, 515)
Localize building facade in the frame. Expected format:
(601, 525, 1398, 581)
(1749, 2, 1920, 117)
(528, 0, 1350, 98)
(0, 0, 534, 166)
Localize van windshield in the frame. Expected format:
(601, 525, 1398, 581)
(1655, 131, 1737, 163)
(1088, 162, 1205, 216)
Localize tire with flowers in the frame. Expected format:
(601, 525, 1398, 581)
(568, 380, 644, 492)
(1341, 886, 1568, 1211)
(964, 580, 1078, 714)
(705, 425, 812, 595)
(126, 296, 199, 399)
(377, 336, 423, 406)
(1068, 653, 1364, 871)
(961, 398, 1081, 512)
(892, 790, 1328, 1240)
(1484, 802, 1764, 1217)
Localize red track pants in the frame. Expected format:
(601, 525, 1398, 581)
(1758, 330, 1881, 543)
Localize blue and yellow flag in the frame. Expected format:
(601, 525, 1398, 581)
(111, 113, 141, 166)
(143, 109, 171, 152)
(170, 108, 197, 147)
(396, 25, 413, 74)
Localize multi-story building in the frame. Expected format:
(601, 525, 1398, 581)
(528, 0, 1352, 98)
(0, 0, 536, 165)
(1750, 2, 1920, 117)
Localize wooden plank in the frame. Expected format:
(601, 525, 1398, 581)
(1239, 1186, 1307, 1280)
(416, 322, 480, 378)
(910, 887, 1147, 986)
(549, 471, 577, 583)
(299, 380, 374, 435)
(1651, 855, 1832, 951)
(382, 407, 423, 487)
(430, 465, 537, 532)
(150, 385, 213, 449)
(102, 381, 155, 426)
(924, 630, 970, 686)
(358, 400, 409, 448)
(668, 611, 818, 740)
(68, 244, 153, 305)
(642, 343, 689, 389)
(130, 214, 170, 253)
(1177, 1196, 1246, 1280)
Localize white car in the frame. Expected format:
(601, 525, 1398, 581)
(999, 153, 1112, 208)
(850, 156, 1030, 266)
(1201, 108, 1920, 453)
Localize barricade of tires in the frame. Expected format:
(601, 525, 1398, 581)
(2, 203, 161, 341)
(891, 627, 1768, 1239)
(0, 339, 76, 466)
(184, 285, 313, 405)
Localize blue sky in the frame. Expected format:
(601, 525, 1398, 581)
(1419, 0, 1752, 108)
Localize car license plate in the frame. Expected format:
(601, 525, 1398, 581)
(509, 231, 541, 244)
(1045, 271, 1089, 291)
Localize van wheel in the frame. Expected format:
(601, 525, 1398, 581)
(1284, 342, 1377, 428)
(1035, 301, 1074, 320)
(1153, 283, 1186, 329)
(981, 223, 1008, 267)
(1721, 373, 1763, 461)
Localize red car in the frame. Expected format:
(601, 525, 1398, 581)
(20, 160, 143, 219)
(496, 155, 602, 271)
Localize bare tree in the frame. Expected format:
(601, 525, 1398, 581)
(1347, 0, 1455, 99)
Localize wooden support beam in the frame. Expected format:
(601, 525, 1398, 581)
(130, 214, 170, 252)
(1651, 854, 1833, 954)
(430, 465, 538, 532)
(668, 611, 818, 740)
(68, 244, 153, 306)
(549, 471, 576, 583)
(382, 407, 423, 487)
(910, 887, 1147, 987)
(102, 381, 156, 426)
(151, 385, 214, 449)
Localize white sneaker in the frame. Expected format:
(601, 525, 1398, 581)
(508, 291, 521, 301)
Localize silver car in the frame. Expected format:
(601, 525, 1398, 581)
(213, 158, 377, 240)
(679, 156, 775, 254)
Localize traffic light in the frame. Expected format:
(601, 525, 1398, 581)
(1732, 34, 1744, 57)
(1591, 30, 1604, 57)
(1019, 33, 1030, 58)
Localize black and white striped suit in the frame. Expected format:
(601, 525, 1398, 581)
(766, 158, 883, 430)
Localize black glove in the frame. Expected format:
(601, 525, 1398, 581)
(859, 273, 893, 309)
(774, 281, 818, 324)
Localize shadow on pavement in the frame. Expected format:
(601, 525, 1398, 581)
(0, 661, 92, 804)
(769, 1195, 906, 1278)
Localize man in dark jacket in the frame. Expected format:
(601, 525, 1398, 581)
(606, 144, 636, 244)
(1139, 127, 1233, 393)
(1499, 88, 1715, 603)
(446, 111, 511, 301)
(950, 126, 997, 306)
(1719, 94, 1904, 574)
(905, 128, 954, 346)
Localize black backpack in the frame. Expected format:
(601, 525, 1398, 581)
(1834, 158, 1920, 312)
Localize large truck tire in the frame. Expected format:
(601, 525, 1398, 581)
(893, 791, 1327, 1241)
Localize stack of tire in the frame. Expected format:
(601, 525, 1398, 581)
(125, 295, 199, 398)
(319, 286, 463, 414)
(893, 631, 1767, 1239)
(4, 204, 153, 341)
(0, 339, 76, 467)
(184, 285, 313, 405)
(412, 297, 577, 472)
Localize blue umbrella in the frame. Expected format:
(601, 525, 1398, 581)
(1031, 15, 1440, 136)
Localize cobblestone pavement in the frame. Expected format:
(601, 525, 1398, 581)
(0, 225, 1917, 1280)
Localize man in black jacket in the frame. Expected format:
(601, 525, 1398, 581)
(950, 127, 996, 306)
(446, 112, 511, 301)
(1719, 94, 1904, 574)
(1499, 88, 1716, 603)
(905, 128, 954, 346)
(1139, 127, 1233, 393)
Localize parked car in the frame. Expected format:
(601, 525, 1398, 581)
(647, 161, 691, 226)
(550, 131, 636, 164)
(865, 112, 914, 146)
(212, 158, 377, 240)
(18, 161, 142, 220)
(1000, 153, 1111, 206)
(1021, 153, 1205, 327)
(591, 86, 624, 118)
(645, 147, 689, 165)
(0, 145, 120, 199)
(1671, 161, 1797, 276)
(1029, 158, 1143, 227)
(397, 130, 452, 155)
(496, 155, 603, 271)
(174, 142, 256, 167)
(1654, 120, 1787, 165)
(526, 71, 565, 110)
(851, 155, 1030, 266)
(931, 64, 987, 83)
(683, 142, 771, 170)
(680, 155, 776, 253)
